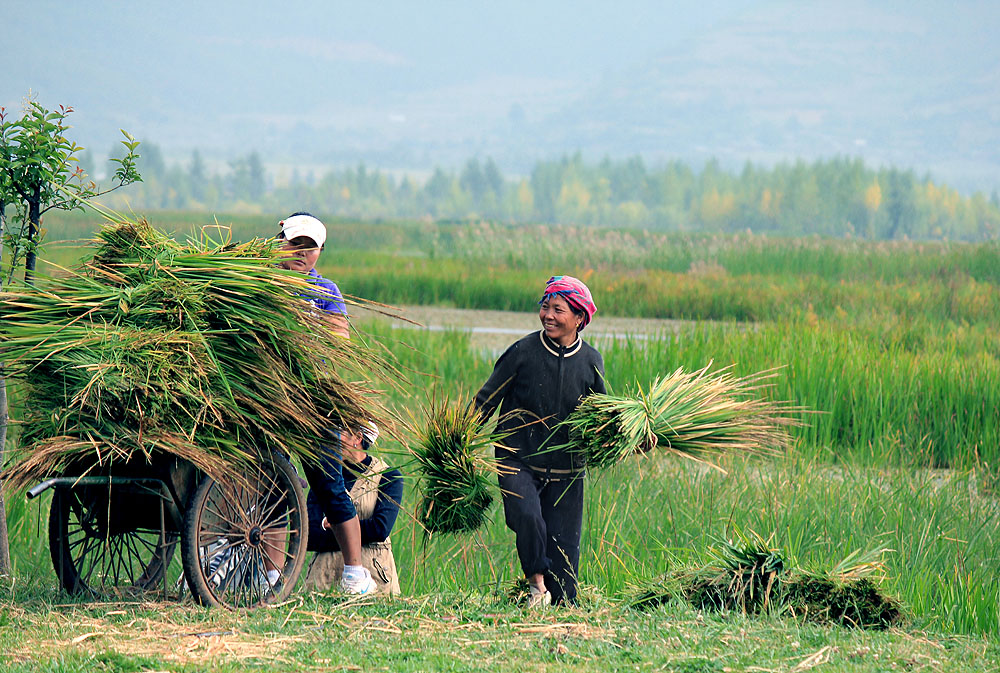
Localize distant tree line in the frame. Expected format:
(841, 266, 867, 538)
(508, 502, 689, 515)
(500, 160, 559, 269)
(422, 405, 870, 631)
(88, 143, 1000, 241)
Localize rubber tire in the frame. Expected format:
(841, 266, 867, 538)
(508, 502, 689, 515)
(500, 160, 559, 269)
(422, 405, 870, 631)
(181, 455, 308, 609)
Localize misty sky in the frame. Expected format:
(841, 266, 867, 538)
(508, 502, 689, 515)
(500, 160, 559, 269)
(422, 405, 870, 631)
(4, 1, 999, 190)
(7, 1, 754, 134)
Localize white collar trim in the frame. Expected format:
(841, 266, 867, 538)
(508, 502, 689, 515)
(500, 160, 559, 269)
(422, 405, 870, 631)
(539, 330, 582, 357)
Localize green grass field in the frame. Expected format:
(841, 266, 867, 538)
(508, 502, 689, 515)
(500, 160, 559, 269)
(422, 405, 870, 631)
(2, 210, 999, 671)
(353, 321, 1000, 634)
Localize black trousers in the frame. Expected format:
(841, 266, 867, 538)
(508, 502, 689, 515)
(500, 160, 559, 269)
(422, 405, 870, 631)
(498, 461, 584, 605)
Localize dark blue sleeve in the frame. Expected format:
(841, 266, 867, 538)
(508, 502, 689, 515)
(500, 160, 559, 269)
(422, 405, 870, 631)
(359, 468, 404, 544)
(592, 349, 607, 395)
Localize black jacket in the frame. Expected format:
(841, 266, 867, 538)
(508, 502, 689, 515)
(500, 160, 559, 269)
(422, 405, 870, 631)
(475, 330, 605, 471)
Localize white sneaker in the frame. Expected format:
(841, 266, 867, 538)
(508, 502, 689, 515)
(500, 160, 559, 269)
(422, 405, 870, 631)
(528, 586, 552, 608)
(339, 567, 377, 595)
(252, 569, 282, 596)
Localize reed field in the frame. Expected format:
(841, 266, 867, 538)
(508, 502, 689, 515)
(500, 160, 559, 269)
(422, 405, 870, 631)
(2, 210, 999, 670)
(26, 211, 1000, 324)
(355, 321, 1000, 634)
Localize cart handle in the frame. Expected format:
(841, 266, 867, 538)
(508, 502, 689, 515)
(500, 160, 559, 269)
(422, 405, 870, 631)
(27, 476, 170, 500)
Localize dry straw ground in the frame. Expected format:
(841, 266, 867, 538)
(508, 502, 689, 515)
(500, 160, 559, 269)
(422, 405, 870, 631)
(3, 594, 998, 672)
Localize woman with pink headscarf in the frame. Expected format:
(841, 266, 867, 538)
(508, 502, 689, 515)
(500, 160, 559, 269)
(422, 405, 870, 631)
(474, 275, 605, 607)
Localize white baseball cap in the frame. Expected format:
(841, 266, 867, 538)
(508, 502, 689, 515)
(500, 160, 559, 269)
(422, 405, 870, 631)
(361, 422, 380, 446)
(279, 214, 326, 248)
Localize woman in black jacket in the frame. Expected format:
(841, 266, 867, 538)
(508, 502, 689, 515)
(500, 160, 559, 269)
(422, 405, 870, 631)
(475, 276, 604, 606)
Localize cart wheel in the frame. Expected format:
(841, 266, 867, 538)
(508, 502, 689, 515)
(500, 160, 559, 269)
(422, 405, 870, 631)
(181, 455, 307, 609)
(49, 485, 177, 597)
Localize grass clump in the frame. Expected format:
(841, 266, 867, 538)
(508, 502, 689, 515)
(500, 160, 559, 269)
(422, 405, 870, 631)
(781, 574, 902, 629)
(0, 217, 394, 491)
(630, 530, 902, 630)
(410, 397, 500, 535)
(563, 364, 801, 470)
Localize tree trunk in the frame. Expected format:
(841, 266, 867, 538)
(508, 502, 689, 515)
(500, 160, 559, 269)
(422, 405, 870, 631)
(0, 199, 10, 575)
(24, 187, 41, 284)
(3, 186, 42, 572)
(0, 374, 10, 576)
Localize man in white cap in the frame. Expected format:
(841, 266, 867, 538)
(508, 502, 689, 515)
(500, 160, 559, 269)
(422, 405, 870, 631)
(277, 212, 376, 594)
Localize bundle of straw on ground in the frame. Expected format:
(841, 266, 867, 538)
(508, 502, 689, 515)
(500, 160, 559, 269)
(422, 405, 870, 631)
(628, 531, 902, 630)
(410, 398, 501, 535)
(0, 218, 394, 492)
(561, 364, 800, 470)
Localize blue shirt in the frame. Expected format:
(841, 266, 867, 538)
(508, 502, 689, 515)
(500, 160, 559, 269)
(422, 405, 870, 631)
(306, 268, 347, 315)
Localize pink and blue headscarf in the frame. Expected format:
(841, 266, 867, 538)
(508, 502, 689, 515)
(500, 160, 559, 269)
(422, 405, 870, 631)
(541, 275, 597, 330)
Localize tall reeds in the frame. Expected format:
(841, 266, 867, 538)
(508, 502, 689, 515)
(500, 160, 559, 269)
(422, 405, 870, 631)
(35, 212, 1000, 325)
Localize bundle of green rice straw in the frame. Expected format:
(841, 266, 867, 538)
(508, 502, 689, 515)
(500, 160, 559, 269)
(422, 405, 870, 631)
(562, 364, 801, 469)
(411, 397, 501, 535)
(0, 218, 394, 492)
(628, 530, 902, 630)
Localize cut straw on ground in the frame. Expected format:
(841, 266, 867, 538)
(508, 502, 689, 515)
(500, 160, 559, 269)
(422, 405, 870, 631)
(628, 529, 902, 630)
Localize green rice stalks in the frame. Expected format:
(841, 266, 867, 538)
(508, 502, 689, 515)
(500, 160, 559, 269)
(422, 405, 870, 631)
(562, 363, 802, 469)
(411, 396, 502, 535)
(1, 217, 398, 492)
(628, 531, 902, 629)
(693, 529, 790, 613)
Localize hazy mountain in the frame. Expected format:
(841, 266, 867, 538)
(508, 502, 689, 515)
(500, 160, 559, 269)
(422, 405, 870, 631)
(511, 2, 1000, 191)
(4, 1, 998, 192)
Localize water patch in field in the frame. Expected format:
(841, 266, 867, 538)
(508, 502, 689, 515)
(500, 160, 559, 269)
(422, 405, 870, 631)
(422, 324, 654, 340)
(354, 304, 694, 353)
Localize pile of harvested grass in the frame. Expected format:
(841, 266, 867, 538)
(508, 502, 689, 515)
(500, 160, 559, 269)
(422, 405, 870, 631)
(628, 531, 902, 630)
(561, 364, 801, 469)
(410, 397, 501, 534)
(0, 218, 394, 491)
(780, 574, 902, 628)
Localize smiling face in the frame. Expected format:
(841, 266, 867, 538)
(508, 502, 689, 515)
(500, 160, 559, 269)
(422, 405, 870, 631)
(539, 294, 583, 346)
(278, 235, 322, 273)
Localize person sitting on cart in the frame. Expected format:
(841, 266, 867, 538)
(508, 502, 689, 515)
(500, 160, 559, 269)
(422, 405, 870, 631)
(305, 424, 403, 595)
(277, 212, 378, 595)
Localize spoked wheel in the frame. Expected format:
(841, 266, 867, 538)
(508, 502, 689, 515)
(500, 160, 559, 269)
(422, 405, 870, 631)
(181, 455, 307, 609)
(49, 484, 177, 597)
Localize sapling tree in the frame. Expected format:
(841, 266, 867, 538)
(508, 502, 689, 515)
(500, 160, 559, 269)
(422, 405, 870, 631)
(0, 98, 141, 575)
